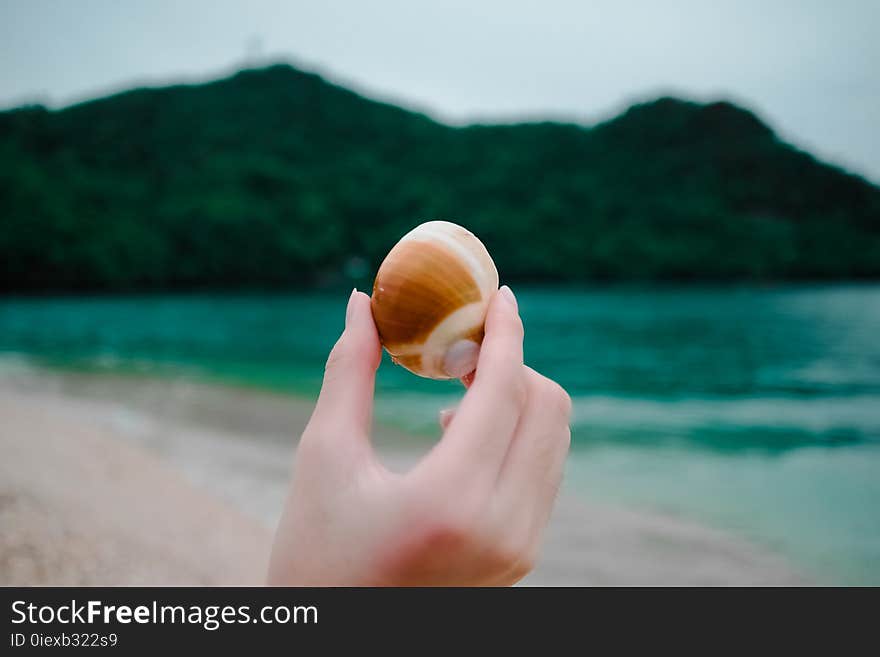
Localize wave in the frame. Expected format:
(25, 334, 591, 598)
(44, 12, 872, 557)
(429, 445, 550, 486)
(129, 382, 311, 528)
(567, 394, 880, 451)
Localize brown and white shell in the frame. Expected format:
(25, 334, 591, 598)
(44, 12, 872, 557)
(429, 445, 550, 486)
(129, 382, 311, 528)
(371, 221, 499, 379)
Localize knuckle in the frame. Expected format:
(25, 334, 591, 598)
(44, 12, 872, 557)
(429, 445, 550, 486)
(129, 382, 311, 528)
(511, 313, 525, 341)
(416, 514, 474, 553)
(325, 332, 381, 375)
(324, 336, 349, 373)
(526, 369, 571, 421)
(543, 379, 572, 420)
(489, 536, 535, 580)
(558, 388, 573, 421)
(297, 427, 335, 460)
(405, 487, 478, 548)
(487, 542, 519, 572)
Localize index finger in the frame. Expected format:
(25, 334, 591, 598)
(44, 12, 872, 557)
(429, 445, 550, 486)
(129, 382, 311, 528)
(413, 286, 527, 491)
(471, 285, 524, 391)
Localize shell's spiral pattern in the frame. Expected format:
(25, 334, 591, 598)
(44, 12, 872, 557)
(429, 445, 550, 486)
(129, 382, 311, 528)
(371, 221, 499, 379)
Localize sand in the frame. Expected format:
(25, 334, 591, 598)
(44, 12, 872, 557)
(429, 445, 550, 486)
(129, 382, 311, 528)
(0, 364, 803, 586)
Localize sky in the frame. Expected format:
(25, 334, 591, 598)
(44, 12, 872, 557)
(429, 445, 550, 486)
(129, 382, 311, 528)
(1, 0, 878, 182)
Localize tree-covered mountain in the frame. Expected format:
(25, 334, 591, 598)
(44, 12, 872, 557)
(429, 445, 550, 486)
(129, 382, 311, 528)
(1, 63, 878, 292)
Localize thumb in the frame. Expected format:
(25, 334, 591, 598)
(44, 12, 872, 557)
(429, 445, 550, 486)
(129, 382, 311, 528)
(310, 289, 382, 438)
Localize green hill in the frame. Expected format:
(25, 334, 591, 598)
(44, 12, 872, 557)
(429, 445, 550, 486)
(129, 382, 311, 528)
(1, 63, 878, 291)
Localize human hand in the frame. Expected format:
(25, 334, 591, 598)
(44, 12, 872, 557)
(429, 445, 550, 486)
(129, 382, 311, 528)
(267, 285, 571, 586)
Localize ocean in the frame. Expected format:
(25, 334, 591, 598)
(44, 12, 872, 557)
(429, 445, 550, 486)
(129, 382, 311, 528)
(1, 284, 878, 583)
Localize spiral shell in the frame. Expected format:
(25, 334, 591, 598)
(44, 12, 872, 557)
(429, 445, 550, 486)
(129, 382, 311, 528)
(371, 221, 499, 379)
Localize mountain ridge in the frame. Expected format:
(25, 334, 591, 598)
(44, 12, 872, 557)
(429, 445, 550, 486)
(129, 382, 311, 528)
(1, 63, 878, 291)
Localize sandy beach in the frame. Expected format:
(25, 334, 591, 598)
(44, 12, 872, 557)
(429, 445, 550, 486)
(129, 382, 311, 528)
(0, 364, 803, 586)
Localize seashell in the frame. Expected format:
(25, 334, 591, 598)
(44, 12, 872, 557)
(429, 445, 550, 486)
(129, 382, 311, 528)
(371, 221, 499, 379)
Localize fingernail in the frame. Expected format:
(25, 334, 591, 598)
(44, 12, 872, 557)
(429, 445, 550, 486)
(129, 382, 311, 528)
(499, 285, 517, 310)
(460, 371, 476, 388)
(345, 288, 358, 327)
(439, 408, 455, 429)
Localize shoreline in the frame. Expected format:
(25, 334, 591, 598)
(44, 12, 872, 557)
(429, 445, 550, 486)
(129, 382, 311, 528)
(0, 364, 804, 585)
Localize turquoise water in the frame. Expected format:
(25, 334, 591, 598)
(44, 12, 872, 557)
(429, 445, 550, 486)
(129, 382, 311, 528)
(1, 285, 879, 583)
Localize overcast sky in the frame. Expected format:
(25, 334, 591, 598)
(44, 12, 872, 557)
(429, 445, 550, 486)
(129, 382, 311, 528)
(2, 0, 878, 181)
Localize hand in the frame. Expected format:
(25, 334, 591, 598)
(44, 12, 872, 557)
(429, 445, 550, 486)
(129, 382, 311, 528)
(267, 285, 571, 586)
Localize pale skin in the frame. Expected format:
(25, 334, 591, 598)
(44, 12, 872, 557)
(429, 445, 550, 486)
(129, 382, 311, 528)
(267, 285, 572, 586)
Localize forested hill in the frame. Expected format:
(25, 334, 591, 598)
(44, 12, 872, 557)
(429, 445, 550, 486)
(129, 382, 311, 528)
(1, 63, 878, 292)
